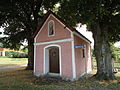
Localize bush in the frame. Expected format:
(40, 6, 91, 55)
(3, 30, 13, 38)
(5, 51, 28, 58)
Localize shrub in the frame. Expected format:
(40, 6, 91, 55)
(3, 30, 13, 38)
(5, 51, 28, 58)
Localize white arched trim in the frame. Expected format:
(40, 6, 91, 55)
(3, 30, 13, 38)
(44, 44, 62, 76)
(48, 20, 55, 37)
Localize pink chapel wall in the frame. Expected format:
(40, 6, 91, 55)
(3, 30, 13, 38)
(74, 35, 92, 77)
(34, 11, 93, 80)
(36, 15, 71, 43)
(34, 41, 73, 78)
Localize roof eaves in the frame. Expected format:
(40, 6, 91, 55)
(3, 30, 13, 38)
(73, 30, 92, 43)
(33, 10, 53, 38)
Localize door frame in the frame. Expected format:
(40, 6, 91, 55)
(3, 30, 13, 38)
(44, 44, 61, 75)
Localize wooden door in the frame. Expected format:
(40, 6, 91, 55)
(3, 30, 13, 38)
(49, 47, 59, 73)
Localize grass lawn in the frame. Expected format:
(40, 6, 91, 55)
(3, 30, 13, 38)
(0, 57, 28, 67)
(0, 57, 120, 89)
(0, 68, 120, 90)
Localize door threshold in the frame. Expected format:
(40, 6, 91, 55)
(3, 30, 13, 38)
(48, 73, 60, 76)
(45, 73, 62, 79)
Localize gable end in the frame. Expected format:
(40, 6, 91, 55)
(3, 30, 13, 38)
(33, 11, 73, 39)
(33, 10, 91, 44)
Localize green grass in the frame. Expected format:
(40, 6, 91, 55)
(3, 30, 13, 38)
(0, 68, 120, 90)
(0, 57, 28, 67)
(114, 60, 120, 67)
(0, 57, 120, 89)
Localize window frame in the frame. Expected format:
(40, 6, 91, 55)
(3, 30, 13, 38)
(82, 45, 86, 58)
(82, 48, 85, 58)
(48, 20, 55, 36)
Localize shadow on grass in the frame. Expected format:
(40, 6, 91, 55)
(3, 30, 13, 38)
(32, 72, 120, 90)
(1, 67, 120, 90)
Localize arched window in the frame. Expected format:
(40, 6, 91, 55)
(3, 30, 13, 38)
(48, 20, 54, 36)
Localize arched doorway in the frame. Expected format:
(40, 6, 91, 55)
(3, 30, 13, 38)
(49, 47, 59, 73)
(44, 45, 61, 75)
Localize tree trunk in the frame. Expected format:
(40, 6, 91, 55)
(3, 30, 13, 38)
(92, 23, 115, 80)
(26, 37, 34, 70)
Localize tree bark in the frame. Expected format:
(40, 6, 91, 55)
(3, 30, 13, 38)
(92, 23, 115, 80)
(26, 37, 34, 70)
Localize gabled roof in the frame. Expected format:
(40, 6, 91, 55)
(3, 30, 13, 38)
(33, 10, 91, 43)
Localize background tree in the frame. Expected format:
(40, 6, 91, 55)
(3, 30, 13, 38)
(0, 43, 3, 48)
(58, 0, 120, 80)
(111, 44, 120, 60)
(0, 0, 59, 69)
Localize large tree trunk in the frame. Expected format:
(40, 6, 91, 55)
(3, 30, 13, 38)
(26, 37, 34, 70)
(92, 23, 115, 80)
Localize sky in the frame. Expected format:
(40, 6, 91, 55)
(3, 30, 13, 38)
(76, 24, 94, 48)
(0, 27, 4, 37)
(114, 42, 120, 48)
(76, 24, 120, 48)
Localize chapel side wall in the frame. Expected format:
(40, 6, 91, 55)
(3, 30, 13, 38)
(74, 35, 92, 78)
(59, 42, 73, 79)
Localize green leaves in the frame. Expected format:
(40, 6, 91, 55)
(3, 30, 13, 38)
(0, 0, 60, 49)
(59, 0, 120, 42)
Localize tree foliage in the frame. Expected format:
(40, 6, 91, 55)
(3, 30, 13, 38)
(59, 0, 120, 80)
(0, 0, 59, 48)
(0, 0, 59, 69)
(59, 0, 120, 42)
(0, 42, 3, 48)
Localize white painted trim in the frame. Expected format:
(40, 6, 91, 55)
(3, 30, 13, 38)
(35, 15, 51, 42)
(34, 41, 36, 73)
(48, 20, 55, 37)
(48, 73, 60, 76)
(73, 32, 91, 44)
(44, 44, 62, 76)
(80, 72, 86, 77)
(80, 70, 93, 77)
(34, 38, 73, 46)
(44, 48, 49, 74)
(34, 72, 44, 77)
(84, 45, 87, 74)
(51, 14, 72, 33)
(2, 51, 5, 56)
(71, 33, 76, 79)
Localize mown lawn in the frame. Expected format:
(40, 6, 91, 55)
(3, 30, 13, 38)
(0, 57, 28, 67)
(0, 67, 120, 90)
(0, 57, 120, 89)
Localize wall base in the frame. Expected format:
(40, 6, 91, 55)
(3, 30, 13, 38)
(34, 71, 93, 81)
(34, 72, 44, 77)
